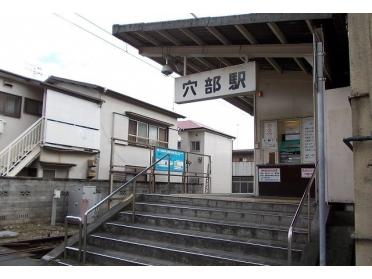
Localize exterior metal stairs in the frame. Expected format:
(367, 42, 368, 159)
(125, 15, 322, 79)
(51, 194, 315, 266)
(0, 118, 43, 176)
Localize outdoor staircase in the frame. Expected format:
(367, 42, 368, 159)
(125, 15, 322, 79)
(56, 194, 314, 266)
(0, 118, 43, 176)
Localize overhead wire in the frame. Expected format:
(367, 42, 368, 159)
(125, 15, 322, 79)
(53, 13, 163, 73)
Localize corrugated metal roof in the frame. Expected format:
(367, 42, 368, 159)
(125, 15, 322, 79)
(112, 13, 349, 115)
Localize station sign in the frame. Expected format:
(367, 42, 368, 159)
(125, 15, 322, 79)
(175, 62, 256, 104)
(154, 147, 185, 173)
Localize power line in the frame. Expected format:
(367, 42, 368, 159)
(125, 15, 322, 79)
(53, 13, 162, 72)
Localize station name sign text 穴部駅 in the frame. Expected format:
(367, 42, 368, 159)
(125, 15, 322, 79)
(175, 62, 256, 104)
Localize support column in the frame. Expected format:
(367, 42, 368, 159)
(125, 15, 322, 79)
(315, 40, 326, 266)
(348, 14, 372, 266)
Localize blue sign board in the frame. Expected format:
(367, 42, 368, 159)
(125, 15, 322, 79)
(154, 147, 185, 173)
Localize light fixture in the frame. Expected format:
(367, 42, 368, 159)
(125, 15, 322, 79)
(161, 57, 173, 76)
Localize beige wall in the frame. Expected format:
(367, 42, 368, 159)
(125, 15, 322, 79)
(348, 13, 372, 266)
(39, 149, 96, 179)
(0, 76, 44, 151)
(324, 87, 354, 203)
(254, 70, 313, 166)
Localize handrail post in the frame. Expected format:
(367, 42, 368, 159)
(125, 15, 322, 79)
(64, 218, 68, 260)
(83, 215, 88, 264)
(6, 146, 11, 175)
(78, 220, 83, 264)
(288, 227, 293, 265)
(64, 216, 82, 263)
(132, 180, 136, 223)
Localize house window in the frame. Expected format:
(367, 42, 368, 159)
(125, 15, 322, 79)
(0, 91, 22, 118)
(24, 98, 42, 116)
(128, 119, 168, 148)
(232, 176, 254, 193)
(191, 141, 200, 152)
(43, 169, 56, 179)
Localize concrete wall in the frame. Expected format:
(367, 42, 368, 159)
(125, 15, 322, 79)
(203, 131, 233, 193)
(254, 70, 313, 166)
(324, 87, 354, 203)
(348, 13, 372, 266)
(0, 76, 44, 151)
(0, 177, 203, 226)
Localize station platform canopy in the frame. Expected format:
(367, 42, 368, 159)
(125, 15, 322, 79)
(113, 13, 349, 115)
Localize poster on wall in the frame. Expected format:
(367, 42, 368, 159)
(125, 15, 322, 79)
(301, 117, 316, 163)
(154, 147, 185, 172)
(301, 168, 315, 178)
(258, 168, 281, 182)
(262, 121, 277, 149)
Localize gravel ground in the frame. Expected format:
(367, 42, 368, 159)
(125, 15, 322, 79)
(0, 223, 75, 244)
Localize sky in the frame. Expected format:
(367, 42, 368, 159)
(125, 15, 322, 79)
(0, 1, 370, 150)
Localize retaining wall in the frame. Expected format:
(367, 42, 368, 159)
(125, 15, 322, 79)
(0, 177, 202, 226)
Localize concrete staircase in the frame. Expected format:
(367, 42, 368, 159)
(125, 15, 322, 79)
(55, 193, 314, 266)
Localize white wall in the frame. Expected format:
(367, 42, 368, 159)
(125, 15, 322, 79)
(98, 93, 179, 180)
(0, 76, 43, 151)
(232, 161, 255, 176)
(203, 131, 233, 193)
(324, 87, 354, 203)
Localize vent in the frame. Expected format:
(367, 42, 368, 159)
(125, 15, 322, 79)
(19, 190, 31, 196)
(0, 215, 6, 221)
(3, 81, 13, 88)
(0, 191, 9, 197)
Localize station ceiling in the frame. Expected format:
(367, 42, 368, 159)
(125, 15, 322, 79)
(112, 13, 349, 115)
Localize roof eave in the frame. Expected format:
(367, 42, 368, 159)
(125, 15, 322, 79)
(113, 13, 334, 34)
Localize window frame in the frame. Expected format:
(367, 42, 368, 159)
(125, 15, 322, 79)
(232, 176, 254, 194)
(191, 141, 200, 152)
(128, 118, 169, 148)
(24, 97, 43, 116)
(0, 91, 22, 118)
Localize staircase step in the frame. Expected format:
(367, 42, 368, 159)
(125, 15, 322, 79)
(102, 221, 303, 262)
(135, 201, 310, 228)
(118, 211, 308, 244)
(86, 233, 268, 265)
(140, 194, 314, 214)
(65, 246, 177, 266)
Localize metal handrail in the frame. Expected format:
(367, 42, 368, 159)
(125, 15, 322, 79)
(287, 164, 317, 265)
(82, 153, 170, 264)
(64, 216, 82, 264)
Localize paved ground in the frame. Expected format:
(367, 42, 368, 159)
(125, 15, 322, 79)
(0, 247, 45, 266)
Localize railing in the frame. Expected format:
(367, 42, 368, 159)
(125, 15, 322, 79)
(287, 164, 317, 265)
(80, 153, 170, 264)
(0, 118, 43, 176)
(64, 216, 83, 264)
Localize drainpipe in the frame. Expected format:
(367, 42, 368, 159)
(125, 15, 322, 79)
(316, 41, 326, 266)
